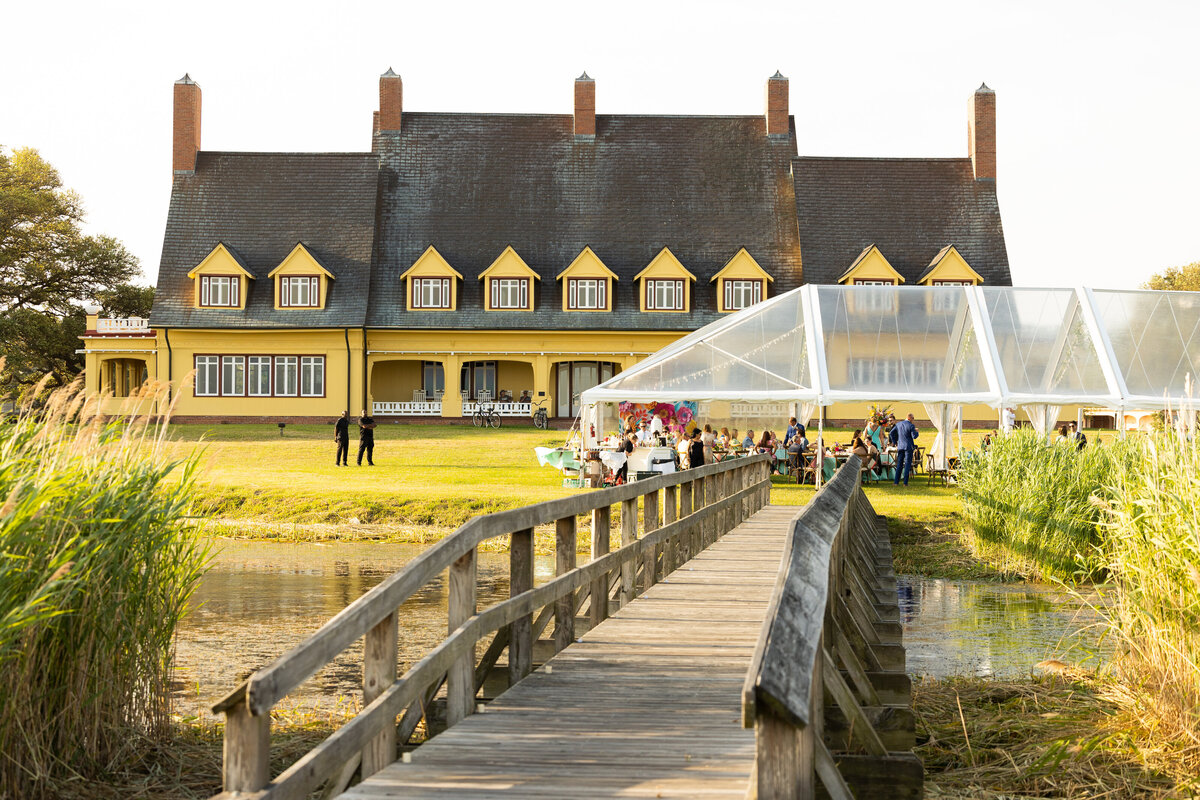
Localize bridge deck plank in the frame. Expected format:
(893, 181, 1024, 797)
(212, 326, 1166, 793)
(341, 506, 796, 800)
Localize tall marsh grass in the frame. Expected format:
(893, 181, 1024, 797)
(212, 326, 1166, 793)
(0, 375, 207, 798)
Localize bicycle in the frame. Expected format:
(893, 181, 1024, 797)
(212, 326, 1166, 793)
(531, 398, 550, 430)
(472, 400, 502, 429)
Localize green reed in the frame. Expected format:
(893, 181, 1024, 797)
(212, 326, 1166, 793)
(0, 375, 208, 798)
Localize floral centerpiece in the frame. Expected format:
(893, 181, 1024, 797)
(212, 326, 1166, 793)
(867, 403, 893, 427)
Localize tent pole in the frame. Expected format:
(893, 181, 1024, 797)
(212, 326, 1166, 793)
(815, 407, 824, 489)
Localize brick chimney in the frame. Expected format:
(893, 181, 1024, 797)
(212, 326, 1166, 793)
(379, 67, 402, 132)
(968, 83, 996, 181)
(172, 74, 201, 176)
(574, 72, 595, 139)
(765, 71, 788, 137)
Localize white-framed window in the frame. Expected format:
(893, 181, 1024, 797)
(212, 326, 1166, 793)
(930, 281, 971, 312)
(852, 281, 896, 312)
(248, 356, 272, 396)
(490, 278, 529, 310)
(300, 356, 325, 397)
(422, 361, 445, 400)
(568, 278, 606, 310)
(724, 279, 762, 311)
(280, 276, 319, 308)
(274, 356, 298, 397)
(221, 356, 245, 396)
(199, 275, 239, 308)
(412, 277, 452, 309)
(646, 279, 685, 311)
(194, 356, 219, 396)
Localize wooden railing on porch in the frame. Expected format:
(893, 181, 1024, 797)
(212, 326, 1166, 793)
(211, 454, 773, 800)
(742, 454, 923, 799)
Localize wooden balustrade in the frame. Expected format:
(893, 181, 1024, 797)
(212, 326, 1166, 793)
(211, 454, 772, 800)
(741, 454, 923, 799)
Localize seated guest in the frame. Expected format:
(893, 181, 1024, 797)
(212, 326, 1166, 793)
(743, 429, 756, 450)
(852, 432, 878, 473)
(718, 427, 730, 448)
(518, 390, 531, 403)
(756, 431, 773, 455)
(730, 428, 740, 449)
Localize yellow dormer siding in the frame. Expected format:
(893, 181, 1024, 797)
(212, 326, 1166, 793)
(269, 243, 336, 310)
(478, 246, 539, 311)
(635, 248, 696, 312)
(187, 243, 255, 309)
(401, 246, 463, 311)
(837, 245, 905, 285)
(918, 245, 985, 286)
(557, 247, 618, 312)
(710, 248, 773, 313)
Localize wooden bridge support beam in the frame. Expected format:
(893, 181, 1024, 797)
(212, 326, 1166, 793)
(555, 516, 577, 652)
(447, 548, 477, 727)
(509, 528, 534, 685)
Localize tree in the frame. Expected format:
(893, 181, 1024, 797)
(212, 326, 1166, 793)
(1143, 261, 1200, 291)
(0, 146, 147, 395)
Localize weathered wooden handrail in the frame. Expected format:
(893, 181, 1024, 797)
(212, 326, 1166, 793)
(742, 455, 923, 799)
(212, 453, 772, 800)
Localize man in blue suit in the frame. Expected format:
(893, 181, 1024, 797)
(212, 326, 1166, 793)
(889, 413, 920, 486)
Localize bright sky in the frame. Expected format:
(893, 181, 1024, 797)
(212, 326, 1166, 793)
(3, 0, 1197, 289)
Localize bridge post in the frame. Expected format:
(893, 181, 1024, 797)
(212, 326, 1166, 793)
(678, 480, 693, 563)
(555, 516, 577, 652)
(222, 702, 269, 793)
(590, 507, 610, 627)
(643, 490, 659, 587)
(662, 485, 677, 573)
(620, 497, 638, 607)
(362, 609, 398, 778)
(447, 548, 477, 727)
(510, 528, 535, 685)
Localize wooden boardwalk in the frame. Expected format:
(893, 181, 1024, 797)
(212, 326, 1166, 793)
(342, 505, 797, 799)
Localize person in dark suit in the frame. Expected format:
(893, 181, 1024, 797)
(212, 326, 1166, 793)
(334, 410, 350, 466)
(357, 408, 377, 466)
(889, 413, 920, 486)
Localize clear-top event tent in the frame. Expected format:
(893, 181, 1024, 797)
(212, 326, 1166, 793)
(580, 285, 1200, 461)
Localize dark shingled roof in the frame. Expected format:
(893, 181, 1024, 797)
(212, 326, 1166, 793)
(369, 113, 802, 330)
(151, 152, 379, 328)
(792, 157, 1010, 286)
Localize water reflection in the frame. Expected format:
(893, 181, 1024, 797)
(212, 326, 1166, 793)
(174, 540, 551, 716)
(898, 576, 1109, 679)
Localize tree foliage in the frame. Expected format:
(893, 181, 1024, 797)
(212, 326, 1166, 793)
(1143, 261, 1200, 291)
(0, 146, 148, 394)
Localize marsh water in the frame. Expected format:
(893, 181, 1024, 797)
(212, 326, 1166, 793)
(174, 541, 1107, 715)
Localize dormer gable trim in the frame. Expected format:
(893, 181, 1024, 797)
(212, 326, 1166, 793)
(709, 248, 774, 283)
(268, 242, 337, 279)
(477, 246, 540, 281)
(917, 244, 985, 285)
(186, 242, 256, 280)
(400, 245, 465, 280)
(556, 246, 619, 281)
(634, 247, 697, 282)
(837, 244, 905, 285)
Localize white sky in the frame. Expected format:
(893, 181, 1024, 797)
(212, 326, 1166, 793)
(3, 0, 1197, 289)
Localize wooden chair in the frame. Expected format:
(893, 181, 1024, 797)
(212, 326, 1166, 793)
(926, 454, 960, 486)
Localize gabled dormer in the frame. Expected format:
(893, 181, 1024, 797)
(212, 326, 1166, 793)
(557, 247, 618, 312)
(838, 245, 905, 286)
(711, 248, 773, 313)
(269, 243, 336, 310)
(635, 248, 696, 312)
(917, 245, 984, 286)
(401, 246, 463, 311)
(187, 243, 255, 309)
(479, 246, 538, 311)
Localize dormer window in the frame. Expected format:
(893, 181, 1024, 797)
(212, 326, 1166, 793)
(711, 248, 773, 313)
(270, 243, 336, 311)
(557, 247, 618, 312)
(636, 248, 695, 312)
(402, 246, 462, 311)
(479, 246, 538, 311)
(200, 275, 239, 307)
(647, 279, 685, 310)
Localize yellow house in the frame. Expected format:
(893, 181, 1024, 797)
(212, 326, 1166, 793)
(82, 72, 1011, 425)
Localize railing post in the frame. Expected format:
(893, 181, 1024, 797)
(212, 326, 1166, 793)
(761, 457, 771, 509)
(643, 489, 660, 587)
(662, 485, 677, 574)
(620, 497, 638, 606)
(361, 609, 398, 777)
(590, 507, 610, 628)
(223, 702, 270, 793)
(694, 474, 708, 552)
(509, 528, 534, 685)
(555, 516, 577, 652)
(678, 480, 694, 563)
(447, 547, 477, 727)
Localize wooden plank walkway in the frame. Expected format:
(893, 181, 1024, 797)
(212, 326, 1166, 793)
(342, 505, 797, 799)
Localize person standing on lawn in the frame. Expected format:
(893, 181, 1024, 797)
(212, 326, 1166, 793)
(357, 408, 377, 466)
(889, 413, 919, 486)
(334, 410, 350, 466)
